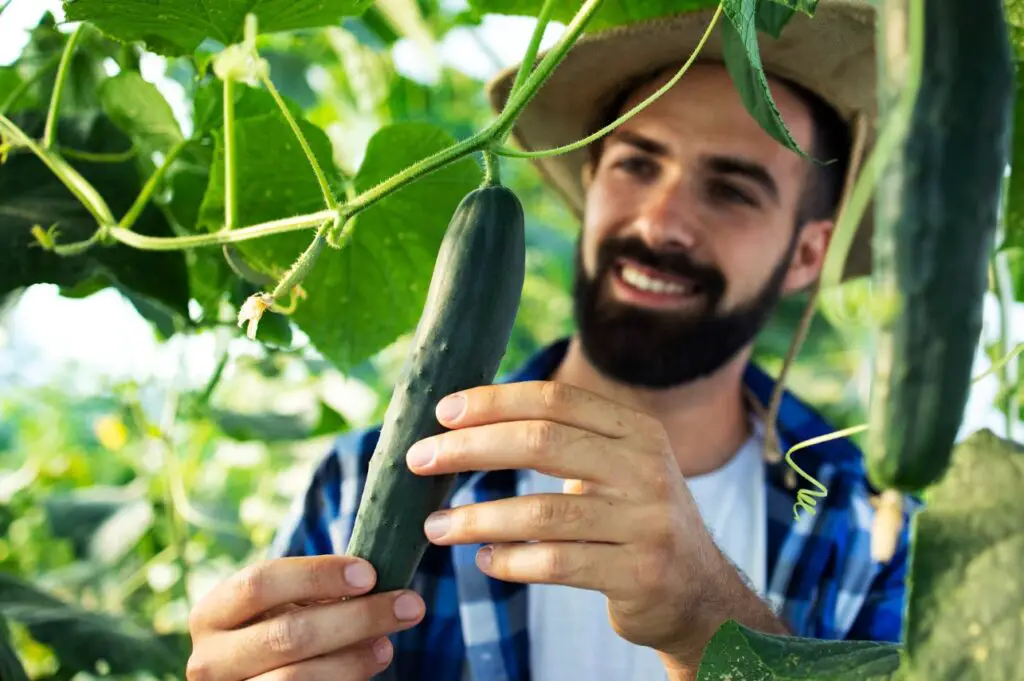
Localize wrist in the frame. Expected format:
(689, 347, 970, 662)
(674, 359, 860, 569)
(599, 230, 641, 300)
(660, 549, 787, 677)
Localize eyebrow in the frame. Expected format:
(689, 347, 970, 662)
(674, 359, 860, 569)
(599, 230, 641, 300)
(702, 155, 779, 205)
(607, 131, 780, 205)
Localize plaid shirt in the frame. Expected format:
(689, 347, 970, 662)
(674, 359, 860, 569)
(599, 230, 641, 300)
(269, 337, 918, 681)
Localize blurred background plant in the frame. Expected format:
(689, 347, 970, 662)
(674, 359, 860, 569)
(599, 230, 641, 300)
(0, 0, 1021, 679)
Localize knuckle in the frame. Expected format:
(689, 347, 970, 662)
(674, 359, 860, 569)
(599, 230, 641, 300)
(185, 653, 209, 681)
(526, 497, 557, 531)
(264, 611, 313, 655)
(234, 562, 269, 609)
(540, 381, 571, 411)
(526, 420, 557, 456)
(538, 546, 577, 582)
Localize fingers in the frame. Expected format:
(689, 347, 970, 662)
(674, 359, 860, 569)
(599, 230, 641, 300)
(188, 590, 425, 681)
(435, 381, 655, 440)
(423, 494, 641, 546)
(407, 420, 648, 492)
(190, 556, 378, 632)
(246, 638, 394, 681)
(477, 541, 639, 601)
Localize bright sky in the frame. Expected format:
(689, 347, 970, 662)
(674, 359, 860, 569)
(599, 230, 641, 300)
(0, 0, 1021, 441)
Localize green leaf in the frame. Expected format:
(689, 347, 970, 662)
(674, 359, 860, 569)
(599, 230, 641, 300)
(767, 0, 818, 15)
(756, 0, 796, 39)
(697, 620, 902, 680)
(292, 122, 483, 369)
(98, 71, 184, 156)
(0, 617, 30, 681)
(0, 112, 191, 330)
(901, 429, 1024, 681)
(468, 0, 718, 31)
(62, 0, 375, 56)
(0, 571, 182, 677)
(722, 0, 810, 158)
(209, 399, 346, 442)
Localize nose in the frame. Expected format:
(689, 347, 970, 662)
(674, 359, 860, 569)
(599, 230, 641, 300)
(632, 177, 700, 253)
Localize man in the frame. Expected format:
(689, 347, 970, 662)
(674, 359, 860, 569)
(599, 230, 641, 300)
(186, 2, 917, 681)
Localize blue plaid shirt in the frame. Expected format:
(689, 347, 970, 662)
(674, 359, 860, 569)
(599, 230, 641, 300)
(269, 337, 918, 680)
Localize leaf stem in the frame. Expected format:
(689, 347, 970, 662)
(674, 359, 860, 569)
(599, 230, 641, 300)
(491, 0, 606, 142)
(107, 209, 336, 250)
(0, 113, 116, 226)
(224, 76, 238, 230)
(58, 145, 136, 163)
(496, 2, 722, 159)
(42, 23, 85, 149)
(506, 0, 558, 105)
(259, 72, 338, 211)
(120, 138, 189, 232)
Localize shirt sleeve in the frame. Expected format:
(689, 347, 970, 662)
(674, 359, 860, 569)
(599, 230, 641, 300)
(266, 430, 371, 559)
(844, 495, 921, 643)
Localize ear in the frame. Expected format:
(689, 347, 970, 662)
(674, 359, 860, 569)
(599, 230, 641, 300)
(782, 219, 833, 294)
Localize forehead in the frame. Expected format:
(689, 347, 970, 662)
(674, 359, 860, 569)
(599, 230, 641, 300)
(607, 62, 815, 170)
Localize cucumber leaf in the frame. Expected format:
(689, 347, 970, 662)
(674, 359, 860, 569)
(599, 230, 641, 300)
(696, 620, 902, 680)
(756, 0, 797, 38)
(722, 0, 811, 159)
(62, 0, 375, 56)
(98, 71, 184, 156)
(901, 429, 1024, 681)
(0, 111, 191, 331)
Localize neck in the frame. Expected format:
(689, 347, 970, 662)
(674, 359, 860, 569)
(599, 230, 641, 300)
(550, 336, 753, 478)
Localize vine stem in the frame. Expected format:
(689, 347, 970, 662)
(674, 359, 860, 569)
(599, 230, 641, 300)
(58, 145, 137, 163)
(504, 0, 558, 117)
(108, 209, 336, 250)
(0, 113, 115, 226)
(224, 77, 238, 230)
(120, 139, 189, 232)
(497, 2, 723, 160)
(260, 71, 338, 211)
(43, 23, 86, 149)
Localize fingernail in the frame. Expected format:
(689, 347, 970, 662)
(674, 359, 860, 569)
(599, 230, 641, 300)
(423, 512, 450, 540)
(344, 561, 375, 589)
(435, 394, 465, 422)
(393, 592, 422, 620)
(373, 637, 393, 664)
(406, 439, 434, 468)
(477, 546, 493, 570)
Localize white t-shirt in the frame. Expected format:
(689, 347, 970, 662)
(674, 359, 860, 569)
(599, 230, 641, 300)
(519, 417, 768, 681)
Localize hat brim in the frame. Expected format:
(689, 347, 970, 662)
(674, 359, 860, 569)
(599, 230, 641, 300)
(486, 1, 877, 280)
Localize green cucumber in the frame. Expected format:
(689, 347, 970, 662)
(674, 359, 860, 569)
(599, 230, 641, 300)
(346, 184, 525, 593)
(865, 0, 1013, 492)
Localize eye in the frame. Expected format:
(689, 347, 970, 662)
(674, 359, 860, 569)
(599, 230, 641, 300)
(707, 179, 757, 207)
(613, 155, 660, 182)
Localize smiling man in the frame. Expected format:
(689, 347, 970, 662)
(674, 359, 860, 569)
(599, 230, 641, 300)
(185, 3, 919, 681)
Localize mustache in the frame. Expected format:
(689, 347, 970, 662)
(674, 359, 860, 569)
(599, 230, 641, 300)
(594, 237, 726, 299)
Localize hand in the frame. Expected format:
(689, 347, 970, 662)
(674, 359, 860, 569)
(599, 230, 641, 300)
(186, 556, 425, 681)
(405, 380, 781, 670)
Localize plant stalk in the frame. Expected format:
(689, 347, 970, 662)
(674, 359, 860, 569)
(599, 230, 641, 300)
(43, 24, 86, 149)
(224, 77, 238, 230)
(506, 0, 558, 105)
(120, 139, 189, 232)
(260, 72, 338, 211)
(108, 209, 336, 250)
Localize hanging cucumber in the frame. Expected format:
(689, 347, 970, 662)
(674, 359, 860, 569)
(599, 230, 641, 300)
(346, 183, 525, 593)
(865, 0, 1013, 493)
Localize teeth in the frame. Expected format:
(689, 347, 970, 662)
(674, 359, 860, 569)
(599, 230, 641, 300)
(620, 265, 690, 295)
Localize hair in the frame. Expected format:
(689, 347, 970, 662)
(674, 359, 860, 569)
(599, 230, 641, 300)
(584, 64, 853, 228)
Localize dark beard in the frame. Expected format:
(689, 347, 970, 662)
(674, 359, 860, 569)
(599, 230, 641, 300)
(571, 233, 796, 388)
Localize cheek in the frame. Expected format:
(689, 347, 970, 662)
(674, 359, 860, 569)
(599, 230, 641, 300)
(581, 177, 633, 275)
(711, 226, 789, 305)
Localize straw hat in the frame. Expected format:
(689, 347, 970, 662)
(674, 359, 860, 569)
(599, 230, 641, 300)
(485, 0, 877, 279)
